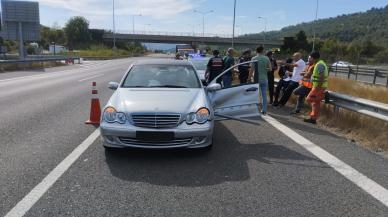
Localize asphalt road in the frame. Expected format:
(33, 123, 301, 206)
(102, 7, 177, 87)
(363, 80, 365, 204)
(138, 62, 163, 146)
(1, 57, 387, 217)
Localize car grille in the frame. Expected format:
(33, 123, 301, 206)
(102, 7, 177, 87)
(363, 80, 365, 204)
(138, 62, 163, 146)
(131, 114, 181, 128)
(119, 137, 192, 147)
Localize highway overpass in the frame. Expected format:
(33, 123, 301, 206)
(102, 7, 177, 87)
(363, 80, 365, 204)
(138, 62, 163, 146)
(103, 32, 283, 48)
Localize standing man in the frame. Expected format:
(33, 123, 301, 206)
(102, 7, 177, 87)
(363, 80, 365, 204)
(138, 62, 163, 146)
(291, 55, 315, 114)
(266, 51, 278, 104)
(238, 50, 252, 84)
(222, 48, 235, 88)
(276, 52, 306, 107)
(205, 50, 224, 84)
(249, 46, 272, 115)
(304, 51, 329, 124)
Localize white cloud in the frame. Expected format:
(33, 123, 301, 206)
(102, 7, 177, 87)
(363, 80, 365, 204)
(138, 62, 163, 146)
(37, 0, 194, 19)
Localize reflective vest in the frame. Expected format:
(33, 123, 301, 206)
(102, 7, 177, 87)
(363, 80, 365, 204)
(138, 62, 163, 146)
(312, 60, 329, 88)
(300, 64, 315, 88)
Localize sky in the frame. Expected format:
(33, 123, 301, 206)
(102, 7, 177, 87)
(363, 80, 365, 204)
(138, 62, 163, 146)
(30, 0, 388, 35)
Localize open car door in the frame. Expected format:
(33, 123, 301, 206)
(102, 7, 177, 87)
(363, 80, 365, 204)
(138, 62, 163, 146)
(206, 60, 261, 122)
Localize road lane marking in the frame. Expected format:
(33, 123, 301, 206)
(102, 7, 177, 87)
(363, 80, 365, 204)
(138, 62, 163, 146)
(78, 74, 104, 82)
(262, 115, 388, 208)
(5, 129, 100, 217)
(0, 62, 111, 83)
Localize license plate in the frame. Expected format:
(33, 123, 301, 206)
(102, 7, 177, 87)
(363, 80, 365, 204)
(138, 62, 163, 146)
(136, 131, 175, 141)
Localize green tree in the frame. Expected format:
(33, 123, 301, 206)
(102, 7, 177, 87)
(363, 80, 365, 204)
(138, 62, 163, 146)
(295, 30, 309, 51)
(64, 16, 91, 50)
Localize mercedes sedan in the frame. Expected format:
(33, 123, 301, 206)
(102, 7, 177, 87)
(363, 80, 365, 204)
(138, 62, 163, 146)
(100, 59, 260, 150)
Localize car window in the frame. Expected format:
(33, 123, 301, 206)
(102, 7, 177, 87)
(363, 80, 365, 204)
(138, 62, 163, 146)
(122, 64, 201, 88)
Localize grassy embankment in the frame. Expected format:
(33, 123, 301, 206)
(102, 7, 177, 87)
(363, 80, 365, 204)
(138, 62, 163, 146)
(319, 77, 388, 155)
(63, 45, 147, 59)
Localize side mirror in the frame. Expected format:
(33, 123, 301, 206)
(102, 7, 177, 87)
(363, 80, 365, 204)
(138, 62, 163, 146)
(206, 83, 221, 91)
(108, 82, 119, 90)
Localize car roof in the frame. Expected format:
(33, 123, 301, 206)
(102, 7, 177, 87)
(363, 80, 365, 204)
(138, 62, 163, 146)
(133, 59, 193, 66)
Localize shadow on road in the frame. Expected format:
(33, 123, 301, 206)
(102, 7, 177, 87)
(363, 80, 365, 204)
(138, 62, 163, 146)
(105, 123, 323, 187)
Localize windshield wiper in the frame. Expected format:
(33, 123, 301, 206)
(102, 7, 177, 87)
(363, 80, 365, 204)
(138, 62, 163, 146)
(150, 85, 188, 88)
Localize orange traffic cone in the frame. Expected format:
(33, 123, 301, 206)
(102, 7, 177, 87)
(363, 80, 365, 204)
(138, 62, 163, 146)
(85, 82, 101, 125)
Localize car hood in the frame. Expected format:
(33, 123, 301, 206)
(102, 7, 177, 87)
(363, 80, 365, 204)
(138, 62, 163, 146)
(107, 88, 209, 114)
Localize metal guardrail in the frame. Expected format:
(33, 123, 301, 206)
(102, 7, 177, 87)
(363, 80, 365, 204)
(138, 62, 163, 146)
(274, 79, 388, 122)
(0, 56, 81, 65)
(329, 65, 388, 87)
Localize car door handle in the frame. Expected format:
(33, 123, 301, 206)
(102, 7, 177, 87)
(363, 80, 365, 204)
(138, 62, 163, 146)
(246, 87, 258, 92)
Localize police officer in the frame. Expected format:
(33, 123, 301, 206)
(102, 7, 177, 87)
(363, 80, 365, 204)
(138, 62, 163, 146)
(238, 50, 252, 84)
(205, 50, 224, 84)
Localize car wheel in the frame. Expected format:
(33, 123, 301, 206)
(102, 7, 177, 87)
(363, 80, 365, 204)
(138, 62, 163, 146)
(103, 145, 117, 152)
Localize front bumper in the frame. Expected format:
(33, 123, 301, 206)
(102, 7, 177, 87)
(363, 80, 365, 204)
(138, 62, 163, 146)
(100, 121, 214, 149)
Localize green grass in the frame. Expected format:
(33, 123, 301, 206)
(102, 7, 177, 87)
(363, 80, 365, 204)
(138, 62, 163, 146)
(62, 45, 146, 58)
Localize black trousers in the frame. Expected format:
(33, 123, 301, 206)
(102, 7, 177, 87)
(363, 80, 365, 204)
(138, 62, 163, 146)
(267, 71, 275, 103)
(239, 71, 249, 84)
(279, 81, 299, 106)
(274, 79, 290, 104)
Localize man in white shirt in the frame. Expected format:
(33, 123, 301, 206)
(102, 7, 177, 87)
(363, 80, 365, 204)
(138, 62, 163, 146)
(276, 52, 306, 107)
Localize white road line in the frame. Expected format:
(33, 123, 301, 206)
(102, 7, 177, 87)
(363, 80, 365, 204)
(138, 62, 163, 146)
(5, 129, 101, 217)
(78, 74, 104, 82)
(262, 115, 388, 208)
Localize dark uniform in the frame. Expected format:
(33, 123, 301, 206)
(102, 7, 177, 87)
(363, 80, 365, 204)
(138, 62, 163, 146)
(238, 56, 251, 84)
(207, 55, 224, 84)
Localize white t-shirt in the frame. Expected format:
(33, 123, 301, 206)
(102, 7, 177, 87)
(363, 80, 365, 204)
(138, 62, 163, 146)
(290, 59, 306, 82)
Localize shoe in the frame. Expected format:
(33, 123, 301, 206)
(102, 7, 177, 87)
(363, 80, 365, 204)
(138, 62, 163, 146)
(303, 118, 317, 124)
(290, 110, 300, 115)
(261, 111, 267, 115)
(272, 102, 279, 107)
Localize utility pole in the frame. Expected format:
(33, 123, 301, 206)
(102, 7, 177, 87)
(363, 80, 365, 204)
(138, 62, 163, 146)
(112, 0, 116, 49)
(232, 0, 237, 48)
(193, 10, 214, 37)
(258, 16, 267, 48)
(312, 0, 319, 51)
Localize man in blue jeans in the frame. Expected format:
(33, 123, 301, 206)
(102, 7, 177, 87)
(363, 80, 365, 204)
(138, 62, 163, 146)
(249, 46, 272, 115)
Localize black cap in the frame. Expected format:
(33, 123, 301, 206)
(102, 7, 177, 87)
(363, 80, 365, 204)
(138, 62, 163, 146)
(310, 51, 320, 59)
(213, 50, 220, 55)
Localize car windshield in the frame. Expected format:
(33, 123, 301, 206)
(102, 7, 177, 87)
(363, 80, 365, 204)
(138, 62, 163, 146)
(191, 59, 209, 70)
(122, 64, 201, 88)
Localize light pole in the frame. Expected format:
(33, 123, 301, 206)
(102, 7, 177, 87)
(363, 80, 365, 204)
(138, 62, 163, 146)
(258, 16, 267, 48)
(312, 0, 319, 51)
(193, 9, 214, 37)
(112, 0, 116, 49)
(232, 0, 237, 48)
(132, 14, 142, 34)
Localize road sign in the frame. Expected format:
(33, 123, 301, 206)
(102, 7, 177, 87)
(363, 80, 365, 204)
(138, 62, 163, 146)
(0, 0, 40, 41)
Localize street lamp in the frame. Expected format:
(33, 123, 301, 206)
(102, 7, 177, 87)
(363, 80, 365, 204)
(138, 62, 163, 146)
(258, 16, 267, 47)
(193, 9, 214, 37)
(312, 0, 319, 51)
(132, 14, 142, 34)
(232, 0, 237, 48)
(112, 0, 116, 49)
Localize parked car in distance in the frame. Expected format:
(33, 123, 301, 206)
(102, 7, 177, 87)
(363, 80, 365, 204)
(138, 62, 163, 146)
(332, 61, 354, 67)
(189, 56, 210, 85)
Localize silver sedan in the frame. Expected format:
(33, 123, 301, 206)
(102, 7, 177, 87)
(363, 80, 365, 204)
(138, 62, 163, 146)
(100, 59, 260, 150)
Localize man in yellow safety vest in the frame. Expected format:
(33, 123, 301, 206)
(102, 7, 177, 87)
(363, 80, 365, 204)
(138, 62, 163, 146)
(304, 51, 329, 124)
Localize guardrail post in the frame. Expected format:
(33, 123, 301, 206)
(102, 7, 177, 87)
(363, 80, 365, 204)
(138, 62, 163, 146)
(355, 65, 359, 81)
(347, 66, 352, 79)
(335, 65, 338, 76)
(386, 74, 388, 88)
(373, 69, 378, 85)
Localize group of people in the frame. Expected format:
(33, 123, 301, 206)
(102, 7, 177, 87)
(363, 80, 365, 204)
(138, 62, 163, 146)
(204, 46, 329, 124)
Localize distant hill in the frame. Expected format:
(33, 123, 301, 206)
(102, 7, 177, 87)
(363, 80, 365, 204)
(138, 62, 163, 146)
(242, 5, 388, 45)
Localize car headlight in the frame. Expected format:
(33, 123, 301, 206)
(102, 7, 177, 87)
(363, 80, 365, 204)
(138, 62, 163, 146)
(186, 108, 210, 124)
(103, 107, 127, 124)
